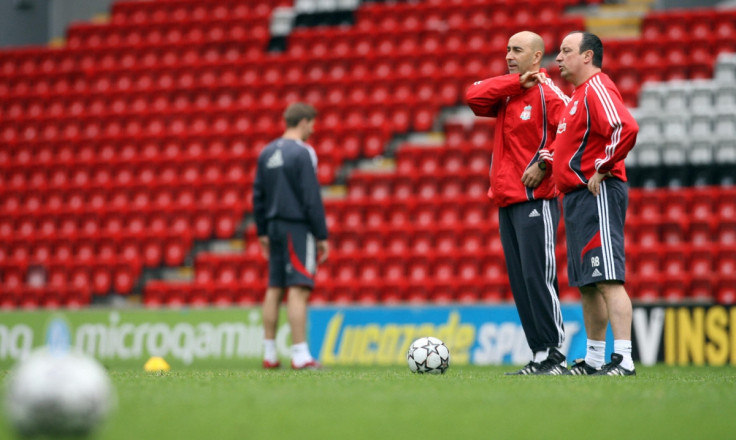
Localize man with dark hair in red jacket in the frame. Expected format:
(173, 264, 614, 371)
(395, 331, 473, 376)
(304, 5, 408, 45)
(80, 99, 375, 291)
(553, 31, 639, 376)
(466, 31, 570, 375)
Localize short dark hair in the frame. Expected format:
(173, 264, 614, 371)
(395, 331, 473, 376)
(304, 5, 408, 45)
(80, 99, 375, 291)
(283, 102, 317, 128)
(569, 30, 603, 68)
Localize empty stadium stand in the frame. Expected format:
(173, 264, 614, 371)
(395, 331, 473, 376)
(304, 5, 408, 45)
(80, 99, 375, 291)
(1, 0, 735, 309)
(627, 52, 736, 187)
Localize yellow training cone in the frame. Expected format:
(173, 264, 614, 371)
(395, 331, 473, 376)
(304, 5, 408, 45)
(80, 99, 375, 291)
(144, 356, 171, 372)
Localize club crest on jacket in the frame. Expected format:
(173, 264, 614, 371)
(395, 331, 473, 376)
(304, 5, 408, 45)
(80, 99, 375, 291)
(520, 105, 532, 120)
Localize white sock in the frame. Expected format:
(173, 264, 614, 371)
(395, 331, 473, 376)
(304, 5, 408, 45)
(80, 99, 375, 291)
(263, 339, 278, 363)
(291, 342, 313, 366)
(533, 349, 549, 363)
(585, 339, 606, 368)
(614, 339, 634, 370)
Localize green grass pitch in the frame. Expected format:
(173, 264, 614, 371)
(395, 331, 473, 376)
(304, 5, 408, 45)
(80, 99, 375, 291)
(2, 362, 736, 440)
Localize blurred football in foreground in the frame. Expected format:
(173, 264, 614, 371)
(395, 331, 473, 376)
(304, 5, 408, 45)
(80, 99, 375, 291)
(4, 348, 115, 438)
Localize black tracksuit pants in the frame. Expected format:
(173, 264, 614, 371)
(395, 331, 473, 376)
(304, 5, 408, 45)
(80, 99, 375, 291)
(498, 198, 565, 353)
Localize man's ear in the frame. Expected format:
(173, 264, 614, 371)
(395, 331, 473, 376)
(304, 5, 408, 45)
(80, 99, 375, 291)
(584, 49, 594, 64)
(533, 50, 543, 65)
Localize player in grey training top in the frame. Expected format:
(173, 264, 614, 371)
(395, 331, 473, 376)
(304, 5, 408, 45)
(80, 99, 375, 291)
(252, 102, 329, 370)
(253, 137, 328, 242)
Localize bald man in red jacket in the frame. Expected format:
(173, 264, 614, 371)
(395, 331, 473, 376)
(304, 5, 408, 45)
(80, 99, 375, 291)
(466, 31, 571, 375)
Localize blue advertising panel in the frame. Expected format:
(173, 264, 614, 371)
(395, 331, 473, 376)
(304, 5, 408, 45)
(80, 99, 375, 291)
(309, 304, 614, 366)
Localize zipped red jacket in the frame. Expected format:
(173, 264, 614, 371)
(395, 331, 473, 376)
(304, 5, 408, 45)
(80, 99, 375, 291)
(465, 70, 569, 207)
(550, 72, 639, 194)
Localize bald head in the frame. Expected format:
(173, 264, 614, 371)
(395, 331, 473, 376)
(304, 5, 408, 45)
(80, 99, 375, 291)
(506, 31, 545, 74)
(513, 31, 545, 54)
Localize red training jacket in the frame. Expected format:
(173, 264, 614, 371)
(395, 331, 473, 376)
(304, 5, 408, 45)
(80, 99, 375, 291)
(550, 72, 639, 194)
(465, 70, 569, 207)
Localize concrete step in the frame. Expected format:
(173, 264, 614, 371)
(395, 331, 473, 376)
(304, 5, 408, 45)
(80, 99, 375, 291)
(586, 15, 642, 28)
(585, 14, 643, 40)
(582, 0, 653, 40)
(587, 27, 641, 39)
(595, 3, 649, 16)
(323, 185, 347, 200)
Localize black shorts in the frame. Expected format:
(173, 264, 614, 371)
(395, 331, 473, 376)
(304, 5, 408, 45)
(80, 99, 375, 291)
(267, 220, 317, 289)
(562, 178, 628, 287)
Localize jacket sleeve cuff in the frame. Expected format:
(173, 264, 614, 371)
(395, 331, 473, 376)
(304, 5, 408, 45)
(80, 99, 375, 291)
(595, 160, 613, 174)
(538, 150, 553, 163)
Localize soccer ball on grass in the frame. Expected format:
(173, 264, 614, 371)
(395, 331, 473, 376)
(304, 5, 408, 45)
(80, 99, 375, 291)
(3, 348, 115, 437)
(407, 337, 450, 374)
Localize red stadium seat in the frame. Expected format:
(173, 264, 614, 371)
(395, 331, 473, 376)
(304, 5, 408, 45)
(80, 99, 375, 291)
(378, 281, 405, 304)
(356, 285, 380, 305)
(114, 261, 138, 294)
(716, 246, 736, 278)
(636, 279, 661, 302)
(383, 257, 406, 283)
(69, 263, 92, 292)
(663, 274, 689, 302)
(91, 263, 113, 295)
(211, 284, 233, 307)
(1, 263, 26, 290)
(716, 278, 736, 304)
(407, 256, 432, 283)
(18, 287, 42, 310)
